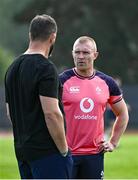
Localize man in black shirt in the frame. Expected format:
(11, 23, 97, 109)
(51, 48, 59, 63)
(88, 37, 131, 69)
(5, 14, 73, 179)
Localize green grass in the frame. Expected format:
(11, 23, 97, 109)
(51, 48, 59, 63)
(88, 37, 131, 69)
(0, 137, 20, 179)
(104, 134, 138, 179)
(0, 134, 138, 179)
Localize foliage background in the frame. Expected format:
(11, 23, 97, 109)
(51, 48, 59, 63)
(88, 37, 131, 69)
(0, 0, 138, 84)
(0, 1, 138, 178)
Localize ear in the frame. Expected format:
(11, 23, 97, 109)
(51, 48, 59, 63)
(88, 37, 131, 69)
(29, 32, 32, 41)
(49, 33, 56, 44)
(72, 50, 74, 56)
(94, 52, 99, 60)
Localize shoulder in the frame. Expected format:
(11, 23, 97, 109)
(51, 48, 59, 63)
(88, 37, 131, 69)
(95, 71, 122, 95)
(95, 71, 114, 83)
(37, 58, 58, 75)
(59, 68, 75, 84)
(5, 56, 24, 76)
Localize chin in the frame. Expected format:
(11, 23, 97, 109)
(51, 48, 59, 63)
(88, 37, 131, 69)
(77, 66, 87, 71)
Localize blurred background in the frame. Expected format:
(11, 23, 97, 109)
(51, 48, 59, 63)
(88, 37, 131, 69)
(0, 0, 138, 132)
(0, 0, 138, 178)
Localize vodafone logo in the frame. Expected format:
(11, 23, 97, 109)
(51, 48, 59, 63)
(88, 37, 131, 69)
(80, 97, 94, 113)
(74, 98, 97, 120)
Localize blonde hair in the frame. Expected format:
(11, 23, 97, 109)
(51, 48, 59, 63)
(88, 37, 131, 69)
(73, 36, 97, 51)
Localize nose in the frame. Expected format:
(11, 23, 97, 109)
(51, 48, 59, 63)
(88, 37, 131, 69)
(78, 52, 84, 58)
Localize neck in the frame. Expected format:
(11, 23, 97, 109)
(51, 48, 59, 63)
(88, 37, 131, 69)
(75, 67, 95, 77)
(24, 40, 49, 58)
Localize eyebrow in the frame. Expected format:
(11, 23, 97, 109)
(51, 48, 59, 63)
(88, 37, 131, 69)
(73, 49, 95, 53)
(74, 50, 90, 52)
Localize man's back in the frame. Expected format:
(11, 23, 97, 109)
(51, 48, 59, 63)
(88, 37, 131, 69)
(4, 14, 73, 179)
(5, 54, 59, 160)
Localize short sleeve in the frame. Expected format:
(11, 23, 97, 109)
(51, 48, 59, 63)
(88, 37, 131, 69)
(38, 63, 59, 98)
(108, 78, 123, 105)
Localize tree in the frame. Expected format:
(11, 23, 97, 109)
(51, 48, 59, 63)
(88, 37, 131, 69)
(0, 0, 138, 84)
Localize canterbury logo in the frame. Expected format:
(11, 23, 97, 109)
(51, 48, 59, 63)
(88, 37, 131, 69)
(69, 86, 80, 93)
(80, 97, 94, 113)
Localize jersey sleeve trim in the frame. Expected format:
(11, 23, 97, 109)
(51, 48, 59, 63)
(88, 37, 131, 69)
(109, 95, 123, 104)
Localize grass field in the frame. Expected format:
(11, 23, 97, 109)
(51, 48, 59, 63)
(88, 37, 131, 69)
(0, 134, 138, 179)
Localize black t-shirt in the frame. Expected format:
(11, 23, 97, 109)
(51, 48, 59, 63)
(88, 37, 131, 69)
(5, 54, 65, 161)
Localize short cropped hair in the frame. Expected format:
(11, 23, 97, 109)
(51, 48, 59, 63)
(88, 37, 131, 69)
(73, 36, 97, 52)
(29, 14, 57, 41)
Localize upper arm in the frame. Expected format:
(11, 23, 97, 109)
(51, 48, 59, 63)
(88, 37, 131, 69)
(38, 63, 62, 118)
(5, 76, 10, 120)
(39, 95, 60, 115)
(6, 103, 11, 120)
(38, 63, 59, 98)
(110, 99, 129, 118)
(107, 77, 123, 105)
